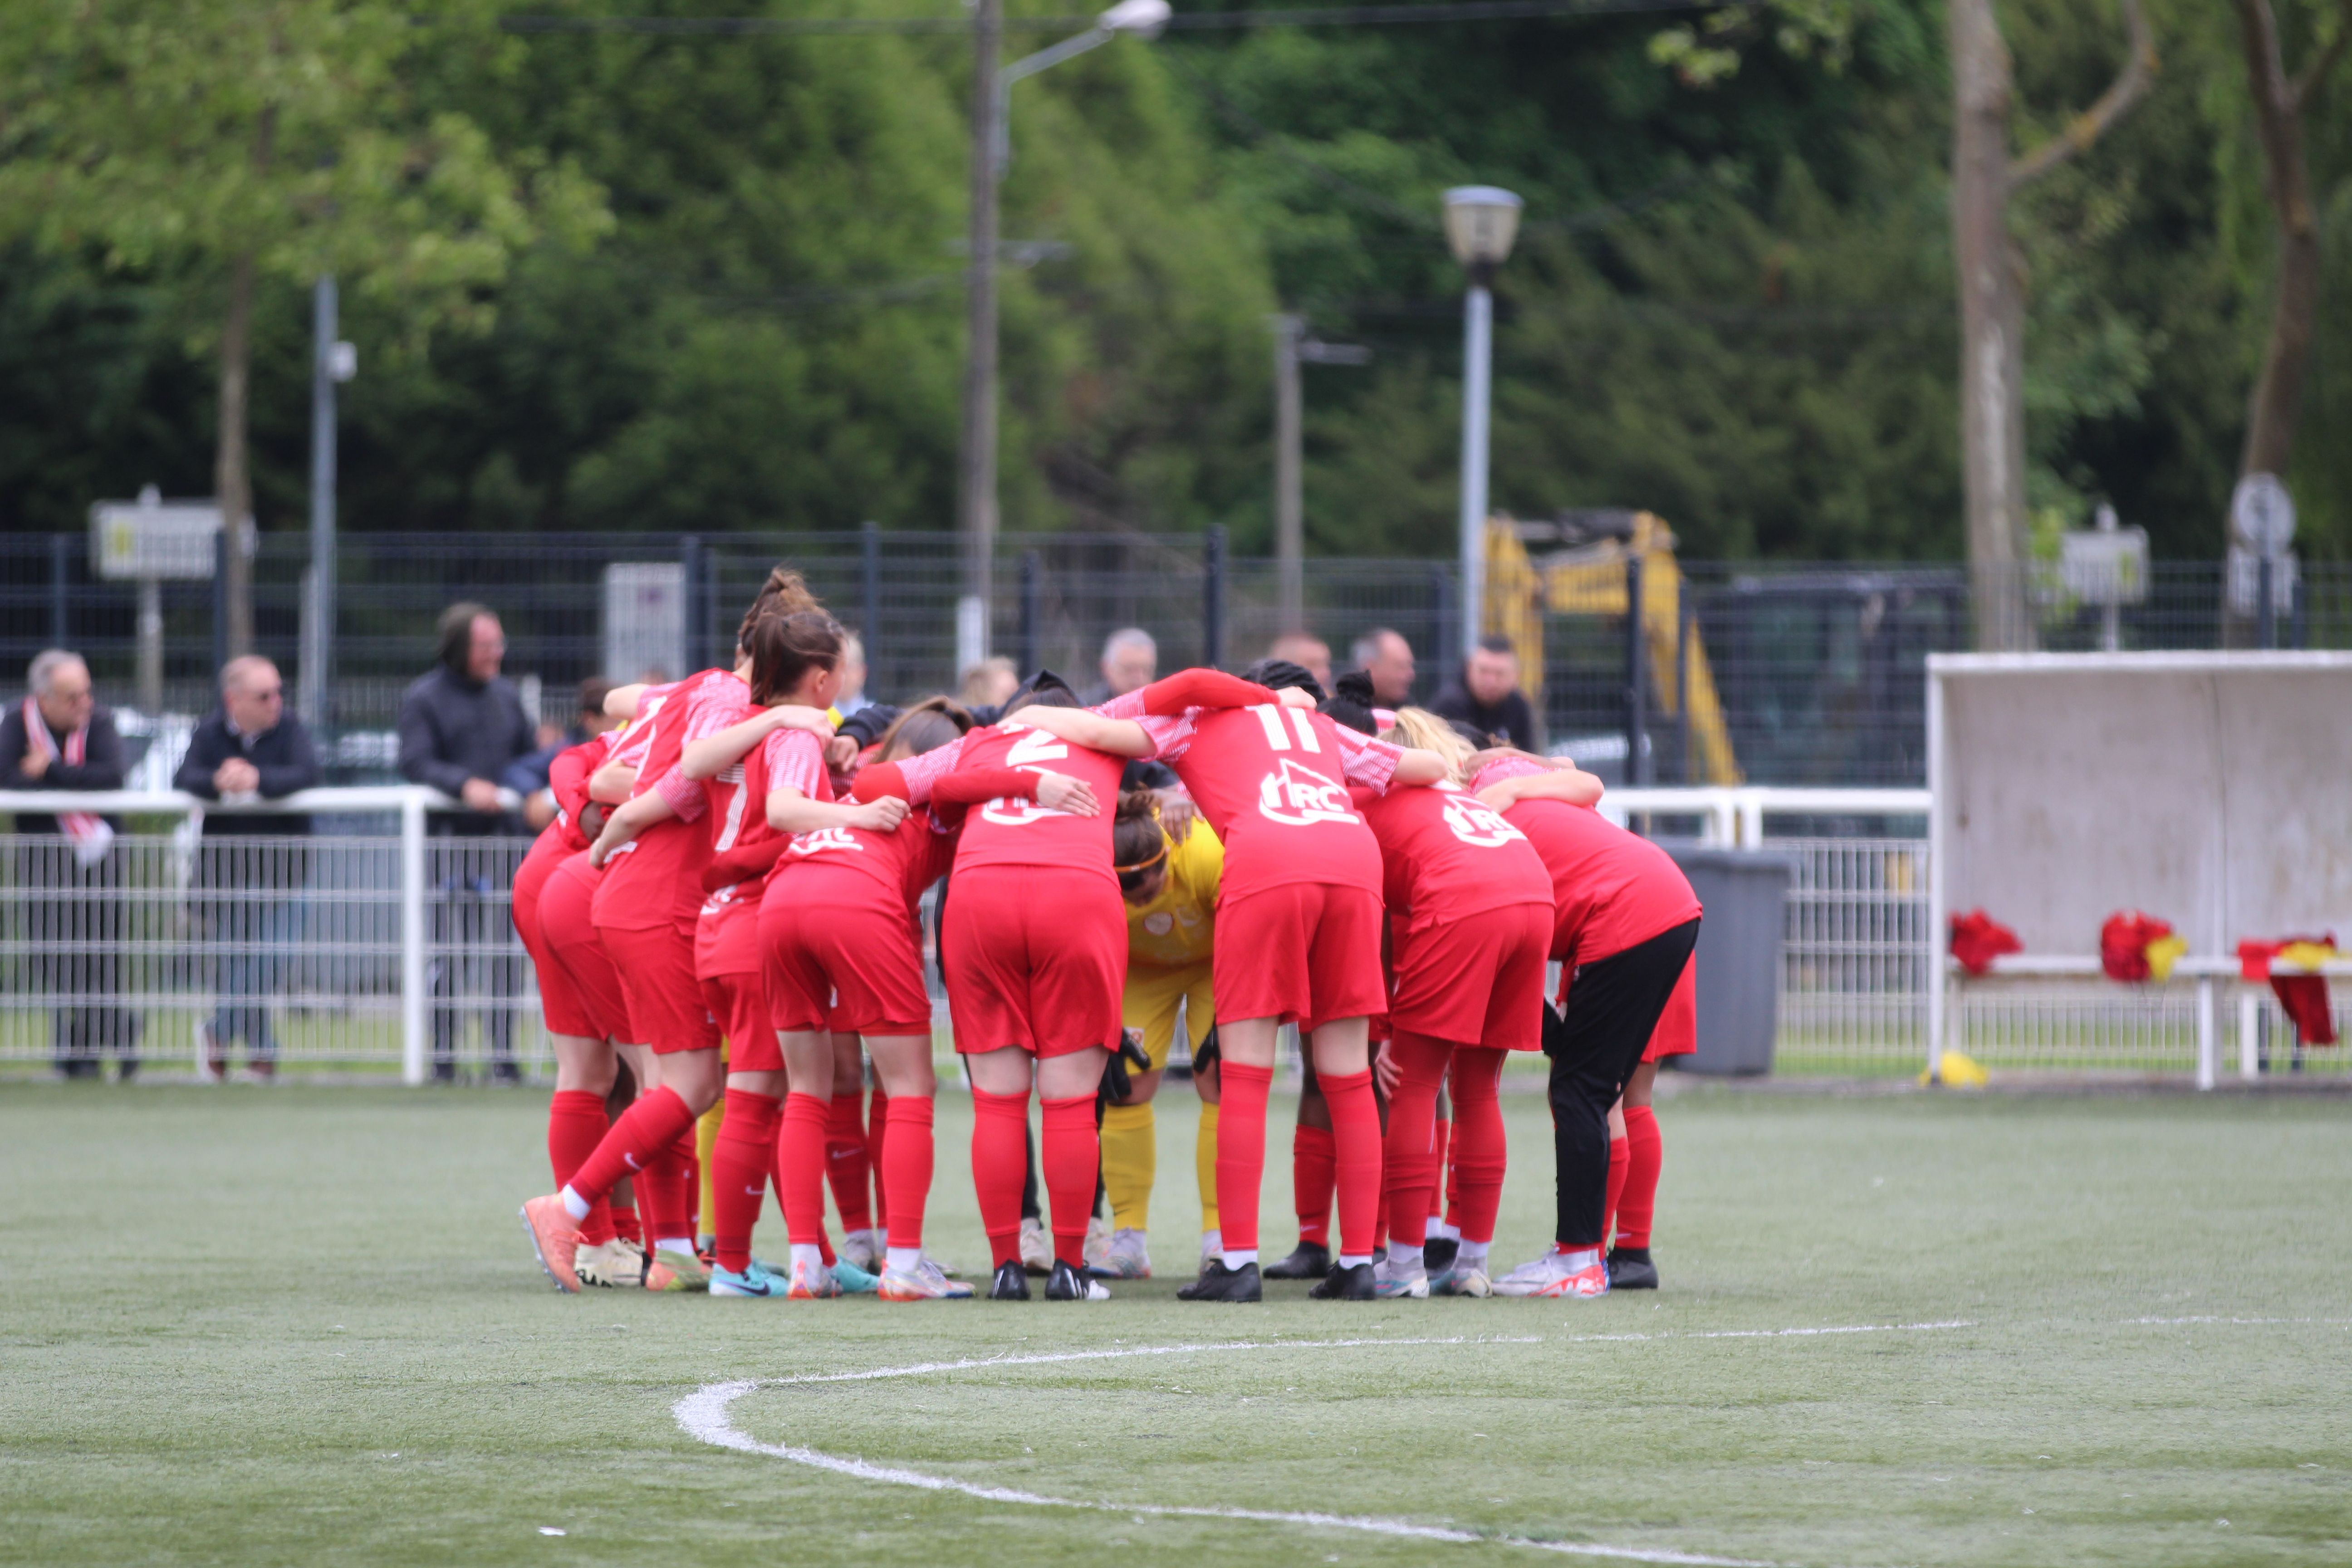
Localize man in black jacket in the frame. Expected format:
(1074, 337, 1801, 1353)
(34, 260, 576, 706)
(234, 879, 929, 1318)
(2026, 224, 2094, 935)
(398, 603, 536, 1082)
(1431, 636, 1543, 751)
(0, 650, 137, 1079)
(174, 656, 321, 1081)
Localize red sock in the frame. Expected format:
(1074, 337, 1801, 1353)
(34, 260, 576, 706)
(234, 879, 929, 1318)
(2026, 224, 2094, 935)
(768, 1139, 838, 1264)
(1293, 1122, 1335, 1248)
(565, 1086, 696, 1216)
(609, 1203, 641, 1247)
(1426, 1116, 1452, 1234)
(548, 1090, 617, 1245)
(867, 1085, 891, 1230)
(647, 1125, 697, 1249)
(1620, 1105, 1662, 1250)
(1040, 1093, 1098, 1269)
(1319, 1067, 1382, 1260)
(1377, 1036, 1449, 1254)
(710, 1089, 781, 1273)
(1447, 1050, 1506, 1245)
(882, 1094, 935, 1251)
(826, 1092, 874, 1232)
(1602, 1132, 1630, 1249)
(971, 1088, 1029, 1268)
(1216, 1062, 1273, 1254)
(778, 1092, 832, 1246)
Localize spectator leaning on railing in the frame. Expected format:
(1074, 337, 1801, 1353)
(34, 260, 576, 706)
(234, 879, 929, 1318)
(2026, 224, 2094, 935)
(398, 603, 537, 1083)
(0, 650, 138, 1081)
(174, 656, 321, 1083)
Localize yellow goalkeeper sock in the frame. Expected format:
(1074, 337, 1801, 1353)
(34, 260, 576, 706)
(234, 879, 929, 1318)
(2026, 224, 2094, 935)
(1195, 1099, 1220, 1235)
(696, 1101, 725, 1244)
(1100, 1099, 1156, 1231)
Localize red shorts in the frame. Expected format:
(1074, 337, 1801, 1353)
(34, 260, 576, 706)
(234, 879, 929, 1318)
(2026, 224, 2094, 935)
(1643, 953, 1697, 1063)
(1215, 881, 1386, 1031)
(539, 854, 633, 1042)
(702, 971, 780, 1071)
(597, 920, 719, 1056)
(943, 865, 1123, 1058)
(762, 870, 934, 1038)
(1390, 901, 1552, 1052)
(513, 837, 563, 1008)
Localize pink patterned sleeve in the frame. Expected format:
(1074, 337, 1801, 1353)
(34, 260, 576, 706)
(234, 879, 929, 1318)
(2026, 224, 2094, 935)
(1085, 691, 1189, 759)
(892, 734, 967, 807)
(655, 766, 706, 820)
(761, 728, 827, 798)
(1470, 757, 1548, 791)
(1333, 725, 1402, 793)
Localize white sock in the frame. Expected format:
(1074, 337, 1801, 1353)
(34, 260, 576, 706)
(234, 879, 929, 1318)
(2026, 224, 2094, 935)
(790, 1243, 824, 1271)
(1386, 1239, 1422, 1270)
(559, 1186, 591, 1222)
(656, 1236, 696, 1259)
(1200, 1228, 1221, 1254)
(1424, 1215, 1456, 1241)
(1337, 1253, 1372, 1269)
(1221, 1248, 1259, 1269)
(1458, 1240, 1490, 1269)
(1554, 1245, 1602, 1269)
(885, 1246, 921, 1274)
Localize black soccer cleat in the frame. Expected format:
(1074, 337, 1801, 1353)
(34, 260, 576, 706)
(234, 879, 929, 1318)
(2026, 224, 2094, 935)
(1262, 1241, 1332, 1281)
(1606, 1247, 1659, 1291)
(988, 1259, 1032, 1301)
(1422, 1235, 1460, 1275)
(1177, 1259, 1263, 1303)
(1046, 1259, 1111, 1302)
(1308, 1261, 1376, 1300)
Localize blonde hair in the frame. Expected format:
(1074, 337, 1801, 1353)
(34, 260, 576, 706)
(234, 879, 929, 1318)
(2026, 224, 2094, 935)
(1381, 706, 1476, 784)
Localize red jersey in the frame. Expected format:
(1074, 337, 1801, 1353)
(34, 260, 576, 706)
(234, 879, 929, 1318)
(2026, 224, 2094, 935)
(696, 717, 828, 977)
(944, 721, 1130, 889)
(773, 807, 958, 917)
(1113, 700, 1402, 903)
(1476, 759, 1700, 964)
(547, 730, 618, 854)
(592, 667, 747, 934)
(1353, 779, 1553, 931)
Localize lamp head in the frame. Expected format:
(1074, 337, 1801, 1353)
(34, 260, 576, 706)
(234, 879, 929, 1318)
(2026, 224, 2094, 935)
(1100, 0, 1171, 35)
(1443, 186, 1524, 270)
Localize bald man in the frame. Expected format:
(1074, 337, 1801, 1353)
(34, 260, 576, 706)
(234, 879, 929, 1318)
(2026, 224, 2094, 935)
(1267, 633, 1333, 697)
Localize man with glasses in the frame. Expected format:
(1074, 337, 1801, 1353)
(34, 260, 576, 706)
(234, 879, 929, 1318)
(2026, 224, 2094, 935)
(175, 656, 321, 1082)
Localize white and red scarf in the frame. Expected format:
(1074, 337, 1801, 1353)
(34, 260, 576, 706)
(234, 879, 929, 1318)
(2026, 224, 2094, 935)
(22, 696, 113, 868)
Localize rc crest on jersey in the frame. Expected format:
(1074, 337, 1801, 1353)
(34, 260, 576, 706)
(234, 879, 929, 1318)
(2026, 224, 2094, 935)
(1256, 758, 1359, 827)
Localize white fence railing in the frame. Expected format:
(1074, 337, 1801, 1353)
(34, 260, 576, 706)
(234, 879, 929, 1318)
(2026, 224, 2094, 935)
(1, 785, 2336, 1086)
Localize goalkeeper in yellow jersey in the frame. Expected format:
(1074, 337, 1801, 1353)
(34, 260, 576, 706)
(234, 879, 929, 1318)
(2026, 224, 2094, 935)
(1090, 791, 1224, 1279)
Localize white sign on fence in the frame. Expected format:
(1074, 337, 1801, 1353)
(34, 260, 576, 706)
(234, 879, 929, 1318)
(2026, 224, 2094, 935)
(88, 488, 228, 581)
(603, 562, 687, 683)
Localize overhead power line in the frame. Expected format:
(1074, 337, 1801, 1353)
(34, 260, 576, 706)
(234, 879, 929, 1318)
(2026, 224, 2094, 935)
(501, 0, 1743, 38)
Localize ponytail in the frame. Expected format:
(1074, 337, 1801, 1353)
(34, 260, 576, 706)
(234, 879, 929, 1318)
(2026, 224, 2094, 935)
(1112, 791, 1171, 895)
(875, 696, 975, 761)
(747, 610, 844, 705)
(737, 566, 824, 656)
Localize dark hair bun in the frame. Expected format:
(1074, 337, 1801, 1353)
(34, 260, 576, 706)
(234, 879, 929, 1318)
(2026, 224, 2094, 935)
(1334, 670, 1376, 706)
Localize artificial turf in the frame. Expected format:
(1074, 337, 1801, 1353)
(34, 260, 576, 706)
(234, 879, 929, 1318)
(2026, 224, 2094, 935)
(1, 1082, 2346, 1568)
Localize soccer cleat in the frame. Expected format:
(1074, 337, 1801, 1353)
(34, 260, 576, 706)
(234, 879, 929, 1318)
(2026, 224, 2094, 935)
(879, 1255, 975, 1300)
(1607, 1249, 1660, 1291)
(831, 1258, 882, 1294)
(1018, 1215, 1053, 1276)
(1263, 1241, 1332, 1281)
(1492, 1250, 1609, 1299)
(1308, 1262, 1377, 1301)
(572, 1238, 646, 1289)
(988, 1259, 1032, 1300)
(1372, 1256, 1430, 1299)
(1046, 1259, 1111, 1302)
(519, 1195, 582, 1294)
(842, 1228, 882, 1274)
(786, 1254, 844, 1298)
(1090, 1227, 1152, 1280)
(1177, 1259, 1262, 1303)
(1082, 1212, 1112, 1272)
(1198, 1229, 1222, 1271)
(1423, 1235, 1460, 1277)
(652, 1246, 710, 1293)
(1437, 1262, 1493, 1298)
(710, 1260, 788, 1298)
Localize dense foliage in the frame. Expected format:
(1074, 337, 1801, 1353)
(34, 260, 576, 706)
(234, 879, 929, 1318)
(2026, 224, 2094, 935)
(0, 0, 2345, 559)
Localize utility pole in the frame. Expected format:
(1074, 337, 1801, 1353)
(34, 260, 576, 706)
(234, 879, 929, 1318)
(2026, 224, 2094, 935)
(956, 0, 1004, 676)
(304, 277, 353, 728)
(1271, 314, 1367, 635)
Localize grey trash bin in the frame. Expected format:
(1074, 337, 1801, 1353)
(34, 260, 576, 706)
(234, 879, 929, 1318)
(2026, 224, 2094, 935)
(1664, 847, 1795, 1076)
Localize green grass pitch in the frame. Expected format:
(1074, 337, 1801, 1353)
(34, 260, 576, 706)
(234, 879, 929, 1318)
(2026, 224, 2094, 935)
(2, 1083, 2347, 1567)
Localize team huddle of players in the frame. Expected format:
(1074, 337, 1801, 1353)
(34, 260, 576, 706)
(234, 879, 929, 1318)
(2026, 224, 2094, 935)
(514, 567, 1701, 1303)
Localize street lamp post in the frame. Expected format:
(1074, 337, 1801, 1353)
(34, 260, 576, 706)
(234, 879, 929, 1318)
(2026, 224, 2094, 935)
(1270, 314, 1369, 633)
(1444, 185, 1522, 661)
(955, 0, 1170, 675)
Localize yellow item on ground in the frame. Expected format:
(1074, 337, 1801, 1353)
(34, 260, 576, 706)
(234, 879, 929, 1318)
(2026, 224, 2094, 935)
(1923, 1050, 1990, 1088)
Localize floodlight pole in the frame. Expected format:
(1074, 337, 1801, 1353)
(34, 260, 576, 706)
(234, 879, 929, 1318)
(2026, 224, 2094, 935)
(1456, 268, 1494, 662)
(305, 276, 339, 728)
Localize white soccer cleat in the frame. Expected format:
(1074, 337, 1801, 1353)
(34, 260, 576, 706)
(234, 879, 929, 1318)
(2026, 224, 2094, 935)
(1093, 1227, 1152, 1279)
(572, 1238, 647, 1289)
(1081, 1212, 1113, 1271)
(878, 1255, 975, 1301)
(1372, 1255, 1431, 1299)
(1018, 1215, 1053, 1275)
(1439, 1262, 1494, 1298)
(1491, 1250, 1608, 1299)
(841, 1227, 882, 1273)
